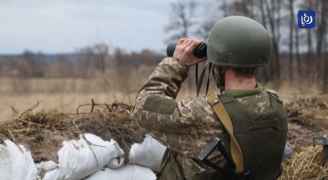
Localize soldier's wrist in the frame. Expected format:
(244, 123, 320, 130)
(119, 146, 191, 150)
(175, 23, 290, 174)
(173, 57, 187, 67)
(159, 57, 189, 71)
(171, 57, 190, 71)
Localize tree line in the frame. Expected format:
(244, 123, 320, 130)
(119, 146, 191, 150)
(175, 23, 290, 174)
(0, 44, 162, 78)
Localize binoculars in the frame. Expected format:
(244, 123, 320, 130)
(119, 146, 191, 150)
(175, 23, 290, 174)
(166, 42, 207, 59)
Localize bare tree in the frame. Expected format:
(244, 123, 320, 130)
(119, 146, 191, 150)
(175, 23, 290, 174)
(290, 0, 301, 79)
(165, 0, 198, 44)
(221, 0, 230, 16)
(231, 0, 255, 17)
(93, 43, 110, 75)
(78, 43, 111, 76)
(318, 0, 328, 92)
(21, 51, 47, 77)
(266, 0, 282, 83)
(197, 0, 228, 39)
(253, 0, 283, 83)
(288, 0, 295, 82)
(295, 21, 302, 78)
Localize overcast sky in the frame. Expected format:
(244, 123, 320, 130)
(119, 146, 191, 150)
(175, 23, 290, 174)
(0, 0, 176, 54)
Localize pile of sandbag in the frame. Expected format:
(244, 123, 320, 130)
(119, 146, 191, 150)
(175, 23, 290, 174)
(0, 140, 37, 180)
(0, 108, 146, 163)
(0, 133, 165, 180)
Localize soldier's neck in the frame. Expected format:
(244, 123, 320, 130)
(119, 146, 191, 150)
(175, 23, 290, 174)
(224, 70, 256, 90)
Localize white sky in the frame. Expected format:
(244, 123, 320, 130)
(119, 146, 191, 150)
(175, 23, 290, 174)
(0, 0, 176, 53)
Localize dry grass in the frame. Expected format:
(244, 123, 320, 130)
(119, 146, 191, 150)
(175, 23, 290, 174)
(0, 76, 327, 179)
(0, 92, 137, 122)
(0, 76, 143, 121)
(280, 146, 328, 180)
(0, 99, 327, 179)
(0, 104, 144, 162)
(0, 76, 198, 122)
(277, 80, 323, 103)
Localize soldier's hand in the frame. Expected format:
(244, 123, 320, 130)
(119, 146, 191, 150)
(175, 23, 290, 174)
(173, 38, 207, 66)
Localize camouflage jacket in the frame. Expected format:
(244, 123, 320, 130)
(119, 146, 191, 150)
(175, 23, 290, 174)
(133, 58, 222, 156)
(132, 57, 287, 180)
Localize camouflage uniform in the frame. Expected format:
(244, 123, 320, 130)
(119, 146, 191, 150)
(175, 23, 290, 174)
(133, 57, 287, 180)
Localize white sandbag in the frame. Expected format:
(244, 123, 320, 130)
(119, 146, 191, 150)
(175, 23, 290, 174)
(37, 161, 58, 172)
(0, 140, 38, 180)
(86, 165, 156, 180)
(37, 161, 58, 178)
(43, 133, 124, 180)
(129, 134, 167, 172)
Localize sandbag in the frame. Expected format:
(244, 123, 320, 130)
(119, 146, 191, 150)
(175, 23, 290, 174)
(87, 165, 156, 180)
(43, 133, 124, 180)
(0, 140, 38, 180)
(129, 134, 167, 172)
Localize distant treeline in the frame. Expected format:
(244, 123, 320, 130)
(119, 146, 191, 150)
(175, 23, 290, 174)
(0, 44, 327, 86)
(0, 44, 162, 78)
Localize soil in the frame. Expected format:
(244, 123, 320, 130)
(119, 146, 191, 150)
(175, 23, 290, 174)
(286, 96, 328, 148)
(0, 103, 146, 162)
(0, 96, 327, 163)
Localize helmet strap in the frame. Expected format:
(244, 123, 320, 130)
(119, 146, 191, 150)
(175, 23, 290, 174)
(196, 63, 228, 96)
(212, 66, 226, 93)
(205, 63, 212, 95)
(196, 63, 207, 96)
(218, 67, 226, 92)
(196, 62, 213, 96)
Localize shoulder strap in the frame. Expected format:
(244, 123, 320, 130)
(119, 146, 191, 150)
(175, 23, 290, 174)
(207, 93, 245, 173)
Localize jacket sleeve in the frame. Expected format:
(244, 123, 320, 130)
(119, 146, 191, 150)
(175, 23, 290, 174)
(134, 57, 189, 111)
(132, 57, 223, 156)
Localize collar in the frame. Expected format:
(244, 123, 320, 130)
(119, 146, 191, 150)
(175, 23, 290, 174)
(222, 83, 263, 98)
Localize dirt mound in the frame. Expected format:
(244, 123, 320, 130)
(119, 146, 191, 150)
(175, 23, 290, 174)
(280, 146, 328, 180)
(0, 103, 146, 162)
(279, 96, 328, 179)
(0, 102, 221, 160)
(286, 96, 328, 148)
(286, 96, 328, 128)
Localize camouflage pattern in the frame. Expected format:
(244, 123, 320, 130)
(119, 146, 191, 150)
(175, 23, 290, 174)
(132, 57, 286, 180)
(219, 89, 287, 180)
(133, 57, 223, 158)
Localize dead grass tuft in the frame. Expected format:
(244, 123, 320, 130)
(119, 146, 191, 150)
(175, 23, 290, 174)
(280, 146, 328, 180)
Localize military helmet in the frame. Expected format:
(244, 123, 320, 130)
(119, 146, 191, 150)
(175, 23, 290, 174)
(207, 16, 272, 67)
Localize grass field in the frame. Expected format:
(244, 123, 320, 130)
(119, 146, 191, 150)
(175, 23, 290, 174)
(0, 77, 195, 121)
(0, 76, 322, 122)
(0, 77, 142, 121)
(0, 92, 137, 121)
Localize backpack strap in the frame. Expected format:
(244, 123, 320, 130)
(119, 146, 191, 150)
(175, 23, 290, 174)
(207, 93, 245, 173)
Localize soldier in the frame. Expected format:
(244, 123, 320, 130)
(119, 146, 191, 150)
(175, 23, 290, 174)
(132, 16, 288, 180)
